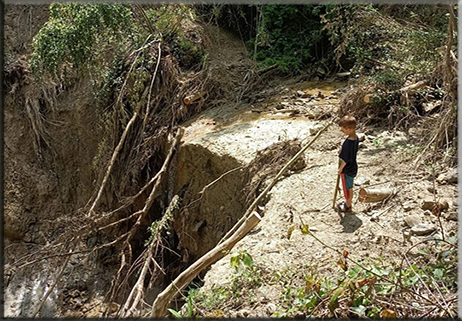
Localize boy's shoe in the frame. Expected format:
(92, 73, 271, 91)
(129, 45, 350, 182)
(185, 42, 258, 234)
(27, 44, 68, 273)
(336, 201, 351, 212)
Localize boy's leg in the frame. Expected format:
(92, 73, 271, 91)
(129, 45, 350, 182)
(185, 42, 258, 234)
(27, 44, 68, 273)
(340, 174, 349, 200)
(346, 188, 353, 209)
(342, 174, 354, 210)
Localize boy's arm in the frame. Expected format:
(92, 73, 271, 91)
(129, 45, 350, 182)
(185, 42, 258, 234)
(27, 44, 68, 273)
(338, 159, 346, 175)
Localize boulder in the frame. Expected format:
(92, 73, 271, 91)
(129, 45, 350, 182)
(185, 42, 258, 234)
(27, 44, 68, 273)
(445, 211, 457, 221)
(437, 168, 457, 184)
(420, 200, 432, 210)
(404, 214, 421, 228)
(411, 223, 437, 236)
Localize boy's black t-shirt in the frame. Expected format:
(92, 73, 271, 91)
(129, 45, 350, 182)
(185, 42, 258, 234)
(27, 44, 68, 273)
(339, 136, 359, 177)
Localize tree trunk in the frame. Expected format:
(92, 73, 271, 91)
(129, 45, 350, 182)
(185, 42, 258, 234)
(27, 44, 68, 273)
(358, 187, 395, 203)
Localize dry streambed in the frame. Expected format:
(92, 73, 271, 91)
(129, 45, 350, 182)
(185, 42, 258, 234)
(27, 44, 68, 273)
(172, 81, 458, 317)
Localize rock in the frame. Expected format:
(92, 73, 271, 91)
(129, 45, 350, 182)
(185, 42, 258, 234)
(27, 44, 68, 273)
(437, 168, 457, 184)
(404, 214, 422, 228)
(445, 211, 457, 221)
(357, 133, 366, 142)
(309, 124, 324, 135)
(306, 108, 324, 119)
(423, 210, 432, 216)
(296, 90, 311, 98)
(402, 202, 413, 212)
(354, 177, 370, 186)
(422, 200, 449, 211)
(427, 185, 437, 194)
(237, 309, 251, 317)
(421, 200, 436, 211)
(367, 135, 377, 141)
(411, 223, 437, 236)
(266, 303, 277, 315)
(439, 200, 450, 210)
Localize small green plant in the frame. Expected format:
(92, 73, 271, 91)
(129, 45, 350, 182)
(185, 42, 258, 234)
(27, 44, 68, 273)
(229, 250, 262, 288)
(145, 199, 178, 246)
(372, 138, 382, 147)
(172, 251, 264, 317)
(168, 290, 196, 318)
(373, 69, 405, 91)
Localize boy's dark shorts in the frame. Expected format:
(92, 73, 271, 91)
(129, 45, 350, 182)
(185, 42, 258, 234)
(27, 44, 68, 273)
(341, 173, 354, 190)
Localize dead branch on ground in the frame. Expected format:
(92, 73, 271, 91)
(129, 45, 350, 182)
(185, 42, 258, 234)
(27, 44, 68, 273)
(150, 211, 262, 318)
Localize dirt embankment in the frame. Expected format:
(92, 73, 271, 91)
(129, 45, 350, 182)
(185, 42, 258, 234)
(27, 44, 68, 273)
(4, 6, 263, 317)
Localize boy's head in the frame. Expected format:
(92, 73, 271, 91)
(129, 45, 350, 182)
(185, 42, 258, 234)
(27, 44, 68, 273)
(339, 115, 356, 129)
(339, 115, 356, 135)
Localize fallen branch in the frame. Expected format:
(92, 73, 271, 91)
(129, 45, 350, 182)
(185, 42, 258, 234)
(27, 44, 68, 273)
(143, 41, 162, 127)
(370, 205, 393, 221)
(199, 166, 244, 195)
(150, 211, 262, 317)
(257, 64, 278, 75)
(332, 159, 341, 209)
(399, 80, 429, 93)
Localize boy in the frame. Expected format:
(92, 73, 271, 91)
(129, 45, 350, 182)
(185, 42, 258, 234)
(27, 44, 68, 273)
(337, 115, 359, 212)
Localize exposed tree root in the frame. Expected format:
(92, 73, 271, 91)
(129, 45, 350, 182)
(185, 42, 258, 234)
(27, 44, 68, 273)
(103, 127, 184, 313)
(88, 40, 163, 216)
(118, 195, 181, 317)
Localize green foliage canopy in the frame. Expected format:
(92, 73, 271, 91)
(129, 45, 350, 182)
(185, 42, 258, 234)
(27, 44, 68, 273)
(251, 5, 334, 73)
(30, 3, 135, 77)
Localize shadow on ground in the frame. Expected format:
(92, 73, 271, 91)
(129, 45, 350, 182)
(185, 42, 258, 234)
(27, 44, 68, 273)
(338, 212, 363, 233)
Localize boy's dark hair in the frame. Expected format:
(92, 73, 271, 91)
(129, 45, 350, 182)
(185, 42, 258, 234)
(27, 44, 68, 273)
(339, 115, 357, 129)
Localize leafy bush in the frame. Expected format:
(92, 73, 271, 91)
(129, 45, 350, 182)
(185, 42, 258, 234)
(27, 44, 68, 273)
(30, 4, 135, 78)
(251, 5, 334, 74)
(145, 5, 205, 70)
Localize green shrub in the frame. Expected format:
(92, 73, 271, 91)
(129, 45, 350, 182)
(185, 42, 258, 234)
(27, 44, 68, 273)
(30, 3, 135, 78)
